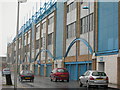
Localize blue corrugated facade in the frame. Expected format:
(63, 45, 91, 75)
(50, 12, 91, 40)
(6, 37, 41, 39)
(55, 2, 64, 60)
(98, 2, 119, 55)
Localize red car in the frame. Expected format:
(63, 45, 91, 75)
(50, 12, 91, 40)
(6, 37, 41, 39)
(50, 68, 69, 82)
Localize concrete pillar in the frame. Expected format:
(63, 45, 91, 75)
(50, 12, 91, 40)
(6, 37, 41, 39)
(44, 64, 47, 77)
(61, 58, 65, 68)
(94, 1, 98, 52)
(53, 11, 56, 60)
(63, 2, 67, 57)
(92, 58, 97, 70)
(76, 2, 81, 62)
(52, 59, 54, 69)
(38, 65, 40, 75)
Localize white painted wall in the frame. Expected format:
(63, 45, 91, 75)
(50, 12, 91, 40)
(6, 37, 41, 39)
(67, 9, 76, 25)
(47, 45, 53, 59)
(80, 2, 94, 18)
(36, 28, 40, 40)
(97, 55, 118, 84)
(66, 37, 76, 56)
(54, 60, 63, 68)
(48, 23, 54, 34)
(28, 31, 31, 44)
(80, 31, 94, 55)
(41, 21, 46, 60)
(67, 0, 74, 5)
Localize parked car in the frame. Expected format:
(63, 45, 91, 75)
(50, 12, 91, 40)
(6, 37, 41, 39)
(19, 70, 34, 82)
(50, 68, 69, 82)
(2, 68, 11, 76)
(79, 70, 109, 88)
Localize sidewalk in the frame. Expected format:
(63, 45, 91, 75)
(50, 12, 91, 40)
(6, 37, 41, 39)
(109, 83, 120, 89)
(2, 75, 14, 88)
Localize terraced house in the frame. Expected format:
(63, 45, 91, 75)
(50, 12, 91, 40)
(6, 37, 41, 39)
(7, 0, 120, 86)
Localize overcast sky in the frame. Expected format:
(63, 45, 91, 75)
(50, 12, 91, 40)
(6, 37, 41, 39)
(0, 0, 47, 56)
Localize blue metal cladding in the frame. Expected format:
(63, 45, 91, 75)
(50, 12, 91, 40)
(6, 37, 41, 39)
(98, 2, 118, 54)
(34, 64, 38, 75)
(40, 65, 44, 76)
(70, 65, 77, 80)
(55, 2, 64, 59)
(46, 64, 52, 77)
(80, 64, 87, 76)
(65, 61, 92, 80)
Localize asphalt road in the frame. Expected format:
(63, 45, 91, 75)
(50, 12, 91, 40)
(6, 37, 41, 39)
(2, 73, 119, 90)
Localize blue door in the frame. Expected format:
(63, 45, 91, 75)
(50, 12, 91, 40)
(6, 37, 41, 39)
(65, 64, 70, 72)
(46, 64, 52, 77)
(40, 65, 44, 76)
(65, 64, 77, 80)
(34, 64, 38, 75)
(70, 64, 77, 80)
(79, 64, 87, 76)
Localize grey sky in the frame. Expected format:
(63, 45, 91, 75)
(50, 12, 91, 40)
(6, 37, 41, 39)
(0, 0, 45, 56)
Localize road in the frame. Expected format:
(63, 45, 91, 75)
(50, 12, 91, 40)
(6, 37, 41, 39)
(2, 72, 119, 90)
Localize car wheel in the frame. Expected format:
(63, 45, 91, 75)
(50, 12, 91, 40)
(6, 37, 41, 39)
(31, 79, 34, 82)
(104, 85, 108, 88)
(86, 82, 90, 88)
(67, 79, 69, 82)
(21, 79, 23, 82)
(79, 80, 83, 87)
(54, 78, 57, 82)
(19, 78, 21, 81)
(51, 78, 53, 81)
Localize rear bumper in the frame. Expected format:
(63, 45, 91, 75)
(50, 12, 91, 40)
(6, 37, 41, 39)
(21, 76, 34, 80)
(56, 77, 69, 80)
(89, 80, 108, 86)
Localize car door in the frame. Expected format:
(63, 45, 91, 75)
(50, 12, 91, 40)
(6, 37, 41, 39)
(80, 71, 88, 84)
(50, 69, 56, 79)
(84, 71, 91, 85)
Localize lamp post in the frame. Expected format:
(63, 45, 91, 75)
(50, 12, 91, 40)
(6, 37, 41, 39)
(83, 2, 90, 70)
(14, 0, 27, 90)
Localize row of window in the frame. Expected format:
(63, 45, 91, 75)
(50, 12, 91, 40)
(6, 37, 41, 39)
(41, 16, 54, 29)
(40, 33, 53, 48)
(80, 13, 94, 34)
(66, 13, 94, 39)
(48, 16, 54, 25)
(67, 2, 76, 13)
(19, 13, 94, 47)
(67, 22, 76, 39)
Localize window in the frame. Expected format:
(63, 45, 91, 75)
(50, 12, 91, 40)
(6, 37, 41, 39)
(57, 69, 68, 73)
(48, 33, 53, 45)
(41, 22, 46, 29)
(67, 2, 76, 13)
(41, 38, 43, 47)
(80, 13, 94, 34)
(48, 16, 54, 25)
(36, 40, 39, 49)
(67, 22, 76, 39)
(92, 72, 106, 76)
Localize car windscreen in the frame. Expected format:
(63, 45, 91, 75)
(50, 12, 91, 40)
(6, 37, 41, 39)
(57, 69, 68, 73)
(23, 71, 32, 74)
(92, 72, 106, 76)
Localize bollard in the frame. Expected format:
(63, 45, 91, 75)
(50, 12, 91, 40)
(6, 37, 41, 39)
(5, 74, 12, 85)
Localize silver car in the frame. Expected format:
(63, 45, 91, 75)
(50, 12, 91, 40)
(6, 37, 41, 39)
(79, 70, 109, 88)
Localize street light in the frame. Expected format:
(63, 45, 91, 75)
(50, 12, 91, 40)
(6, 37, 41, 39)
(14, 0, 27, 90)
(83, 2, 90, 70)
